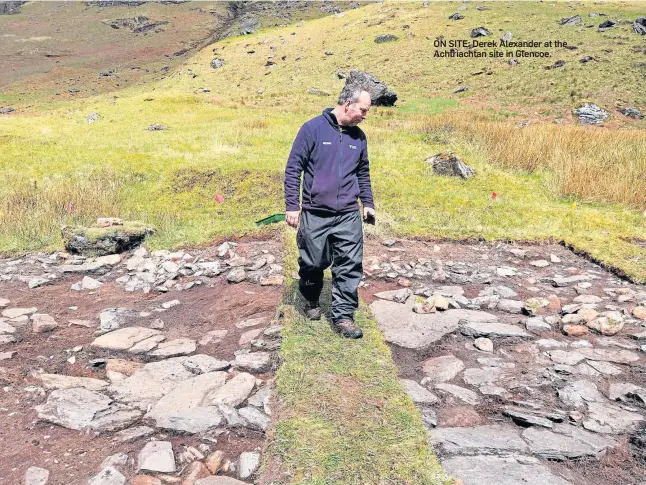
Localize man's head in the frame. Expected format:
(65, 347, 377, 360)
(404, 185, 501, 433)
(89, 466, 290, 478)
(334, 84, 371, 127)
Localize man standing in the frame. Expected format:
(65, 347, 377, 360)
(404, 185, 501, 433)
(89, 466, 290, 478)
(284, 84, 375, 339)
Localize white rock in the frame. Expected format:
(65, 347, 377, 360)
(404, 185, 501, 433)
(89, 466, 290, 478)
(400, 379, 438, 405)
(91, 327, 162, 351)
(39, 374, 108, 391)
(31, 313, 58, 333)
(161, 299, 181, 309)
(148, 338, 196, 357)
(138, 441, 176, 473)
(421, 355, 464, 383)
(209, 373, 256, 407)
(2, 307, 37, 319)
(474, 337, 493, 352)
(238, 451, 261, 479)
(25, 466, 49, 485)
(71, 276, 103, 291)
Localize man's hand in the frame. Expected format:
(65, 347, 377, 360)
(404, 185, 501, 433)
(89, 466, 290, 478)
(286, 210, 301, 228)
(363, 206, 376, 225)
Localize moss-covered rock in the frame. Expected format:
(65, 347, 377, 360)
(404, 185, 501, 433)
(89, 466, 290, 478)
(61, 221, 154, 256)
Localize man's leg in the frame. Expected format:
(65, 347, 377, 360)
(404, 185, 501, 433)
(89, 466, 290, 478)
(329, 210, 363, 337)
(297, 211, 333, 316)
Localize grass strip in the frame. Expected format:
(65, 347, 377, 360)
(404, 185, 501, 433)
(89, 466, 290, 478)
(260, 228, 450, 485)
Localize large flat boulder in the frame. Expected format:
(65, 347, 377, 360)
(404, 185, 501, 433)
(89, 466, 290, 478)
(35, 388, 141, 431)
(431, 425, 528, 455)
(62, 221, 154, 257)
(91, 327, 162, 351)
(442, 455, 571, 485)
(370, 298, 496, 349)
(522, 425, 616, 460)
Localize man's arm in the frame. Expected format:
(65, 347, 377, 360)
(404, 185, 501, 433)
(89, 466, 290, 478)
(357, 137, 374, 210)
(284, 124, 313, 213)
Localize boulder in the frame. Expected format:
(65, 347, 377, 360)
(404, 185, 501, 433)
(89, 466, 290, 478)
(0, 1, 25, 15)
(374, 34, 398, 43)
(635, 17, 646, 35)
(343, 69, 397, 107)
(426, 151, 475, 179)
(470, 27, 491, 37)
(621, 106, 644, 119)
(559, 15, 581, 26)
(573, 103, 609, 125)
(62, 221, 154, 256)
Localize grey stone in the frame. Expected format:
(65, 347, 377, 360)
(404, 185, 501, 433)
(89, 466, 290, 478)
(238, 451, 261, 479)
(461, 321, 531, 339)
(239, 406, 270, 431)
(607, 382, 646, 404)
(583, 402, 644, 434)
(108, 357, 196, 410)
(370, 298, 496, 349)
(421, 355, 464, 383)
(558, 380, 605, 409)
(217, 404, 248, 428)
(522, 424, 616, 460)
(373, 288, 412, 303)
(0, 334, 16, 344)
(148, 338, 196, 357)
(128, 334, 165, 354)
(25, 466, 50, 485)
(227, 268, 246, 283)
(208, 372, 256, 407)
(29, 277, 52, 289)
(474, 337, 493, 352)
(183, 354, 230, 373)
(536, 339, 568, 348)
(421, 407, 438, 428)
(548, 350, 585, 365)
(550, 275, 591, 287)
(442, 455, 571, 485)
(31, 313, 58, 333)
(573, 103, 610, 125)
(88, 467, 126, 485)
(147, 372, 228, 427)
(35, 388, 141, 431)
(431, 425, 528, 455)
(71, 276, 103, 291)
(100, 452, 129, 470)
(343, 69, 397, 107)
(0, 320, 16, 334)
(91, 327, 162, 351)
(427, 151, 475, 179)
(463, 367, 503, 386)
(496, 299, 525, 314)
(155, 406, 224, 433)
(578, 348, 639, 364)
(112, 426, 155, 443)
(234, 352, 271, 373)
(400, 379, 438, 405)
(587, 360, 622, 376)
(435, 383, 480, 405)
(503, 409, 553, 428)
(98, 308, 139, 334)
(39, 374, 108, 391)
(525, 317, 551, 332)
(138, 441, 176, 473)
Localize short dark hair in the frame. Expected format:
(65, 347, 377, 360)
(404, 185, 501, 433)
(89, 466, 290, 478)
(337, 84, 371, 105)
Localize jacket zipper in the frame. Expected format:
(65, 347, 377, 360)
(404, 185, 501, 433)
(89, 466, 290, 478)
(336, 126, 342, 211)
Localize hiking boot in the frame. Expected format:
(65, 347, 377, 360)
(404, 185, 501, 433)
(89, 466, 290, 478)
(332, 319, 363, 339)
(304, 300, 322, 320)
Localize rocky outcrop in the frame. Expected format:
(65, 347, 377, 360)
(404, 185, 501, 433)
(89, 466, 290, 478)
(343, 70, 397, 107)
(62, 221, 154, 256)
(426, 151, 475, 179)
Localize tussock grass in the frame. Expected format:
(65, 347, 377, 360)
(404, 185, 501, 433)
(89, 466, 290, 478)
(260, 231, 450, 485)
(418, 114, 646, 206)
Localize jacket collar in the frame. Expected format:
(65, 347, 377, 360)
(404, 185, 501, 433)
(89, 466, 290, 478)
(322, 107, 340, 127)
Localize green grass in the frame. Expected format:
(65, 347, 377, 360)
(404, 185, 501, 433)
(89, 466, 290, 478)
(261, 231, 450, 485)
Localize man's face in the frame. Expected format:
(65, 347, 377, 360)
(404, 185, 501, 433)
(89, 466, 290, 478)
(344, 91, 371, 126)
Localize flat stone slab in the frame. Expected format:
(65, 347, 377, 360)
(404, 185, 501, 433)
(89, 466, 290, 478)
(35, 387, 141, 431)
(431, 425, 528, 455)
(421, 355, 464, 383)
(155, 406, 224, 433)
(400, 379, 439, 405)
(2, 307, 37, 319)
(208, 372, 256, 407)
(461, 321, 531, 339)
(370, 298, 496, 349)
(40, 374, 108, 391)
(108, 357, 197, 410)
(195, 477, 249, 485)
(138, 440, 176, 473)
(435, 383, 480, 405)
(88, 467, 126, 485)
(91, 327, 162, 351)
(234, 352, 272, 373)
(25, 466, 49, 485)
(578, 348, 640, 364)
(522, 425, 616, 460)
(148, 338, 196, 357)
(583, 401, 644, 434)
(147, 371, 227, 424)
(442, 455, 571, 485)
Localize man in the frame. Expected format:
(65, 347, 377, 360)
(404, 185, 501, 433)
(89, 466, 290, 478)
(284, 84, 375, 339)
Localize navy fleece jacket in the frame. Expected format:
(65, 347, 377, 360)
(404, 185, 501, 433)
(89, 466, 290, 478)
(284, 108, 375, 214)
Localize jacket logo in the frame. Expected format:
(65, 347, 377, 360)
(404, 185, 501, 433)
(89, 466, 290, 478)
(322, 142, 332, 145)
(349, 144, 357, 150)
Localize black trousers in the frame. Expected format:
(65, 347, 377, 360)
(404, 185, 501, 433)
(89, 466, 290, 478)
(296, 210, 363, 324)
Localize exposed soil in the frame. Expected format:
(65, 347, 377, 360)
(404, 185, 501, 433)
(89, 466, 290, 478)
(0, 236, 284, 485)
